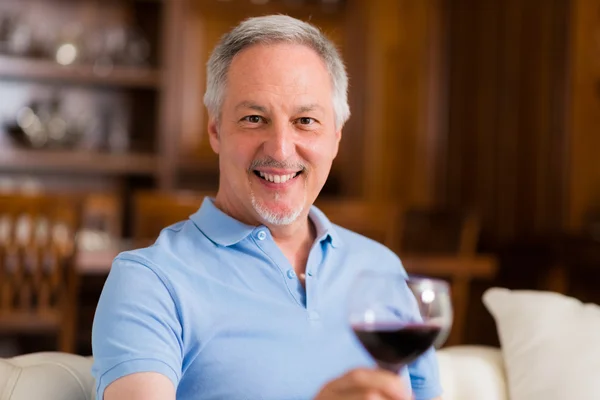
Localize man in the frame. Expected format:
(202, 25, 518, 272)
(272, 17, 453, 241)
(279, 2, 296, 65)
(92, 15, 443, 400)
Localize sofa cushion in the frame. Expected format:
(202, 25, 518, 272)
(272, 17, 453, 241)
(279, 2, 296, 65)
(437, 345, 508, 400)
(0, 347, 506, 400)
(0, 352, 94, 400)
(484, 288, 600, 400)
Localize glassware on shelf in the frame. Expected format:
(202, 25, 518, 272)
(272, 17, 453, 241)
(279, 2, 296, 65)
(53, 23, 83, 66)
(0, 9, 152, 72)
(0, 14, 14, 54)
(123, 27, 150, 67)
(6, 15, 33, 57)
(4, 94, 87, 150)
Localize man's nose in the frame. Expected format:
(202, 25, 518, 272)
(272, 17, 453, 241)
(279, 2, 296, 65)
(262, 122, 295, 162)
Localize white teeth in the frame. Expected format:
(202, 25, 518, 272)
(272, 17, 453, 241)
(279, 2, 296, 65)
(257, 171, 298, 184)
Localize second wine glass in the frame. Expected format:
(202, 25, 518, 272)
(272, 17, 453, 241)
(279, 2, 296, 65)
(348, 272, 453, 373)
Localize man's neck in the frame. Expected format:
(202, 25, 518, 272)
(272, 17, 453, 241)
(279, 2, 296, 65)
(213, 194, 316, 276)
(270, 215, 316, 278)
(269, 213, 314, 247)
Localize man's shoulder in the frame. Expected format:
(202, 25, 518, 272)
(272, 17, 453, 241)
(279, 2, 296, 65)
(113, 219, 215, 279)
(332, 224, 400, 262)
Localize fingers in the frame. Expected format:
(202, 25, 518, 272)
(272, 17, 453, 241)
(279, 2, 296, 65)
(341, 392, 389, 400)
(328, 368, 410, 400)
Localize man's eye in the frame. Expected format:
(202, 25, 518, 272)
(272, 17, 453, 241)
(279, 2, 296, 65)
(243, 115, 263, 123)
(297, 117, 315, 125)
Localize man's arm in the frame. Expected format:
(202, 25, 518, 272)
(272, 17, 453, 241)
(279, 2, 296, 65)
(103, 373, 175, 400)
(92, 258, 183, 399)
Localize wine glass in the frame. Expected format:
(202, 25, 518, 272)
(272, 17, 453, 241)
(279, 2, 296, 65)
(348, 272, 453, 373)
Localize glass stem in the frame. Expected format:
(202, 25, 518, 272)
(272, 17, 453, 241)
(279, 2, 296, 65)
(377, 361, 403, 374)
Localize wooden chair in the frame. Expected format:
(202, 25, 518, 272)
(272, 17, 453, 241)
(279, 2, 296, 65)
(398, 208, 497, 346)
(132, 190, 211, 244)
(314, 198, 401, 252)
(0, 193, 82, 353)
(399, 208, 480, 256)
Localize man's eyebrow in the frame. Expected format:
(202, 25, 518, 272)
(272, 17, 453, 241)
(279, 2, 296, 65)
(295, 104, 325, 114)
(235, 101, 268, 113)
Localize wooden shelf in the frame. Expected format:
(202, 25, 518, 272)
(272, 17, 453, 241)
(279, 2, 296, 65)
(0, 149, 157, 175)
(177, 156, 219, 173)
(0, 56, 161, 89)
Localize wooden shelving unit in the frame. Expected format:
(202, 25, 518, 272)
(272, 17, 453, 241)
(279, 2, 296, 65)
(0, 149, 157, 175)
(0, 0, 178, 357)
(176, 155, 218, 174)
(0, 56, 161, 89)
(0, 56, 160, 88)
(0, 0, 170, 184)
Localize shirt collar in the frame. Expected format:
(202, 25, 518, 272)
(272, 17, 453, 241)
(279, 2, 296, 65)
(309, 205, 343, 248)
(190, 197, 343, 248)
(190, 198, 256, 246)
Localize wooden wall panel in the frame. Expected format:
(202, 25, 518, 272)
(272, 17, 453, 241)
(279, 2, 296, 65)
(363, 0, 445, 207)
(445, 0, 570, 248)
(567, 0, 600, 230)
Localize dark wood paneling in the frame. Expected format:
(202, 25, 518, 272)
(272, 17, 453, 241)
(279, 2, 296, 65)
(445, 0, 570, 249)
(567, 0, 600, 230)
(363, 0, 445, 207)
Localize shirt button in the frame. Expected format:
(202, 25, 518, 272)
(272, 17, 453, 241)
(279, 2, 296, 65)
(308, 311, 320, 320)
(286, 269, 296, 279)
(256, 230, 267, 240)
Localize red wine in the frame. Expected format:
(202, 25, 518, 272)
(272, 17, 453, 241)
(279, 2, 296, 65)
(352, 322, 441, 370)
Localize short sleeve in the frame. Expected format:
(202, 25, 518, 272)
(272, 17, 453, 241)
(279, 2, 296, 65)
(91, 256, 183, 399)
(408, 346, 443, 400)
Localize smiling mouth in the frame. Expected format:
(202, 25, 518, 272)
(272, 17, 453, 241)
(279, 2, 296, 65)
(253, 170, 302, 184)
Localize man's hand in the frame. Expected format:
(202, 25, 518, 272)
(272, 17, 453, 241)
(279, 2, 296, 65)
(314, 368, 412, 400)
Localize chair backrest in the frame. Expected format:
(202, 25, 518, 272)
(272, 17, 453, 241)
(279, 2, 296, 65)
(399, 208, 480, 256)
(314, 198, 401, 252)
(0, 193, 81, 352)
(132, 190, 210, 243)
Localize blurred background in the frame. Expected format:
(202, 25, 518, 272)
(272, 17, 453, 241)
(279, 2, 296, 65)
(0, 0, 598, 357)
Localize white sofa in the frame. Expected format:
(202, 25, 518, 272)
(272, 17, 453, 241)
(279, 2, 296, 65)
(438, 346, 508, 400)
(0, 345, 507, 400)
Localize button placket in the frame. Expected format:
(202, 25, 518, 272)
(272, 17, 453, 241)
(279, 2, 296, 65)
(305, 239, 335, 322)
(252, 228, 306, 307)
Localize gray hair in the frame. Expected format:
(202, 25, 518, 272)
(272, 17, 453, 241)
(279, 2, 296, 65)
(204, 15, 350, 130)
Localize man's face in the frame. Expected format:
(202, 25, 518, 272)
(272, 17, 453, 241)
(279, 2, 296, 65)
(208, 43, 341, 226)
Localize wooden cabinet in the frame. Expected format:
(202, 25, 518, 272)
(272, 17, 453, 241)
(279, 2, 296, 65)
(0, 0, 179, 235)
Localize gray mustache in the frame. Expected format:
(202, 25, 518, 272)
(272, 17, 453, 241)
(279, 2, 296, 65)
(249, 158, 306, 172)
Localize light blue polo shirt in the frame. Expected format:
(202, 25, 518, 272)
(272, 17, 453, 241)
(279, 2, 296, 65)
(92, 198, 442, 400)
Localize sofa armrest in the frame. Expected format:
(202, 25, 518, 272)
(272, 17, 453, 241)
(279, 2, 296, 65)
(0, 352, 95, 400)
(437, 345, 508, 400)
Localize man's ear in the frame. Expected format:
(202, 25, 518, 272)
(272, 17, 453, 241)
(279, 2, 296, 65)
(332, 128, 342, 158)
(207, 116, 220, 154)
